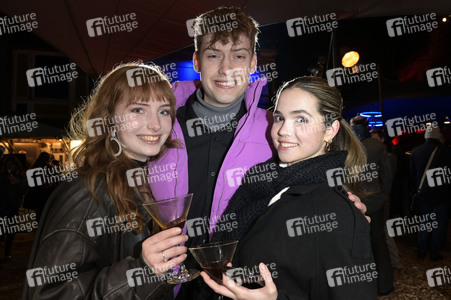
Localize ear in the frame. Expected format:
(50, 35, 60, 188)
(250, 52, 257, 74)
(193, 52, 200, 73)
(325, 119, 340, 142)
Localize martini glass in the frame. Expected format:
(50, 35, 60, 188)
(189, 240, 238, 283)
(143, 193, 200, 284)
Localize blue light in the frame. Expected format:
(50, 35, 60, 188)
(360, 111, 382, 118)
(175, 61, 200, 81)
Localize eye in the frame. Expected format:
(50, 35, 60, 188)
(296, 116, 308, 124)
(273, 115, 284, 122)
(131, 107, 144, 114)
(160, 109, 170, 116)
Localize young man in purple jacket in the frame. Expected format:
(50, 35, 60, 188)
(148, 7, 367, 299)
(149, 7, 273, 245)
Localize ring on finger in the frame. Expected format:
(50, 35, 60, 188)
(162, 251, 169, 262)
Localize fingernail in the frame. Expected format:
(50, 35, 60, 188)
(260, 262, 266, 270)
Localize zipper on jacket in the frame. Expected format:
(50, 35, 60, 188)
(214, 79, 264, 227)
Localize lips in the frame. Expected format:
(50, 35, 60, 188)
(138, 135, 160, 143)
(214, 80, 236, 88)
(278, 142, 299, 149)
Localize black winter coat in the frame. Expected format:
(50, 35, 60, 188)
(410, 139, 451, 205)
(236, 183, 377, 300)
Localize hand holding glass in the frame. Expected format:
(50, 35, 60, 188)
(143, 193, 200, 284)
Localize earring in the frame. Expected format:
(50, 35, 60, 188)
(110, 131, 122, 157)
(324, 139, 332, 152)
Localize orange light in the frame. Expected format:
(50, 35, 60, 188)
(442, 17, 448, 22)
(342, 51, 360, 68)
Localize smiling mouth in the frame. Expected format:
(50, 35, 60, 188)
(215, 80, 236, 88)
(138, 135, 160, 143)
(279, 142, 299, 148)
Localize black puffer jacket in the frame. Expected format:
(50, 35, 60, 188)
(21, 175, 172, 300)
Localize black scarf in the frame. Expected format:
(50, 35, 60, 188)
(212, 150, 348, 243)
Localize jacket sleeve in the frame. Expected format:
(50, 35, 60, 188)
(22, 229, 169, 300)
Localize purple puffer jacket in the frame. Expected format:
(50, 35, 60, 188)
(148, 78, 275, 238)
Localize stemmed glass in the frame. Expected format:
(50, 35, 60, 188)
(189, 241, 239, 299)
(143, 193, 200, 284)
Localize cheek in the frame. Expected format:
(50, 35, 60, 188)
(270, 125, 279, 143)
(161, 117, 173, 134)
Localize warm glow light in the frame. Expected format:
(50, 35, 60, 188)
(342, 51, 360, 67)
(70, 140, 83, 150)
(442, 17, 448, 22)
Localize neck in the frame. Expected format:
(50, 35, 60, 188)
(192, 89, 243, 128)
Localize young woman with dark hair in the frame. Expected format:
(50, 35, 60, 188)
(205, 76, 377, 299)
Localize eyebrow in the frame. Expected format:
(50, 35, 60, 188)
(126, 102, 149, 107)
(274, 109, 313, 117)
(231, 47, 251, 52)
(203, 46, 251, 53)
(126, 102, 170, 108)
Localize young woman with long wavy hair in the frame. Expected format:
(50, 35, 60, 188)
(23, 63, 187, 300)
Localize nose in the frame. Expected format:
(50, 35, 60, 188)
(218, 57, 232, 75)
(278, 120, 291, 137)
(148, 112, 161, 131)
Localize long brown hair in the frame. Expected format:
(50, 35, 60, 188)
(273, 76, 367, 194)
(69, 63, 179, 232)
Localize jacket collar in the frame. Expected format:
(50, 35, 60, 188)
(172, 77, 267, 113)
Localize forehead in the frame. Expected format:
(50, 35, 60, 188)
(200, 33, 252, 51)
(276, 88, 319, 112)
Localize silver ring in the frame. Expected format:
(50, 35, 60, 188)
(162, 252, 169, 262)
